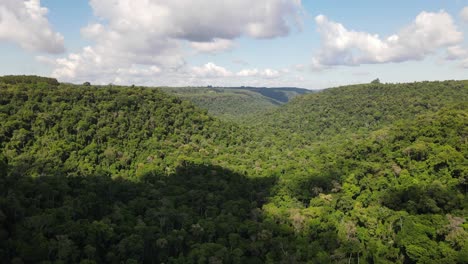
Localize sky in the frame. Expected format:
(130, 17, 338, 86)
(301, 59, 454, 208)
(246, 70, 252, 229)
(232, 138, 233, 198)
(1, 0, 468, 89)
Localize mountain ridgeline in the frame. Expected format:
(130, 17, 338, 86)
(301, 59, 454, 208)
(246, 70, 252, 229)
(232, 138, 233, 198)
(0, 76, 467, 263)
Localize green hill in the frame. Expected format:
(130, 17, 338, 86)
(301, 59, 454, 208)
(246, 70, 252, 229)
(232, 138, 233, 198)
(0, 76, 466, 263)
(0, 80, 250, 179)
(255, 80, 468, 139)
(162, 86, 312, 121)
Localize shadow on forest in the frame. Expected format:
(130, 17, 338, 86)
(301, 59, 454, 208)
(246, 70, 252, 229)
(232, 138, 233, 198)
(382, 183, 463, 215)
(2, 161, 326, 263)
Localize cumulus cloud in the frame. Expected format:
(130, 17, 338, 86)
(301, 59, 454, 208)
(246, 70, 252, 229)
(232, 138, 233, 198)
(190, 38, 234, 53)
(461, 6, 468, 23)
(80, 23, 105, 40)
(443, 45, 468, 68)
(47, 0, 302, 84)
(0, 0, 64, 53)
(312, 11, 463, 69)
(237, 69, 259, 77)
(190, 62, 233, 78)
(189, 63, 286, 80)
(89, 0, 301, 41)
(48, 45, 173, 84)
(440, 7, 468, 68)
(445, 45, 468, 60)
(183, 63, 292, 87)
(237, 68, 281, 79)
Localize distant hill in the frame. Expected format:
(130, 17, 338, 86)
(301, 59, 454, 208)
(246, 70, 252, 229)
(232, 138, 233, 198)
(229, 86, 313, 103)
(162, 86, 313, 121)
(255, 80, 468, 139)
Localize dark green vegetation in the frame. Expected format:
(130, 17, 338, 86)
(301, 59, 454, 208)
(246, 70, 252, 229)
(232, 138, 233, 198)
(0, 76, 467, 263)
(162, 86, 311, 120)
(0, 75, 59, 86)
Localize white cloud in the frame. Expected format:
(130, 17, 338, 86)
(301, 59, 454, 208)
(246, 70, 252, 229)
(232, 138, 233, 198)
(80, 23, 105, 40)
(440, 6, 468, 68)
(184, 63, 287, 83)
(444, 45, 468, 68)
(47, 46, 171, 84)
(445, 45, 468, 60)
(262, 69, 281, 78)
(47, 0, 302, 84)
(237, 68, 259, 77)
(237, 68, 281, 79)
(0, 0, 64, 53)
(312, 11, 463, 69)
(190, 38, 234, 53)
(190, 62, 233, 78)
(181, 63, 294, 87)
(461, 6, 468, 23)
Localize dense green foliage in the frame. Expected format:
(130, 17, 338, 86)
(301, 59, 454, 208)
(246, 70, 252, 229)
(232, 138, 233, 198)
(0, 75, 59, 86)
(0, 77, 466, 263)
(0, 82, 234, 179)
(256, 81, 467, 139)
(163, 86, 311, 121)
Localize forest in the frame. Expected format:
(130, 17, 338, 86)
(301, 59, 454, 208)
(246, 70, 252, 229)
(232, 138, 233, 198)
(0, 75, 467, 263)
(161, 86, 311, 121)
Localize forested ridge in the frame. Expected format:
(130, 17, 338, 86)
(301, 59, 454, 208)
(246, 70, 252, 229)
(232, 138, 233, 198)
(0, 76, 467, 263)
(254, 80, 468, 139)
(162, 86, 311, 121)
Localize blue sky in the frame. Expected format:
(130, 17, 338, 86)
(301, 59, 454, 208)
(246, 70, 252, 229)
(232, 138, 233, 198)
(1, 0, 468, 89)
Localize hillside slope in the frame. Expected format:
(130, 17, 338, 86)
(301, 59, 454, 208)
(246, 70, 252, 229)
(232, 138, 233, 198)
(163, 86, 312, 121)
(0, 81, 248, 179)
(0, 77, 466, 263)
(255, 80, 468, 139)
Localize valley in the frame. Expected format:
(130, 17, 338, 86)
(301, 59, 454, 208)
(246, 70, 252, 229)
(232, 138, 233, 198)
(0, 76, 466, 263)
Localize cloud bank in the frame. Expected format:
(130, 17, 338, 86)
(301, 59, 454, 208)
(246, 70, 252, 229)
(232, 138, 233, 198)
(312, 10, 463, 69)
(48, 0, 302, 84)
(0, 0, 64, 53)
